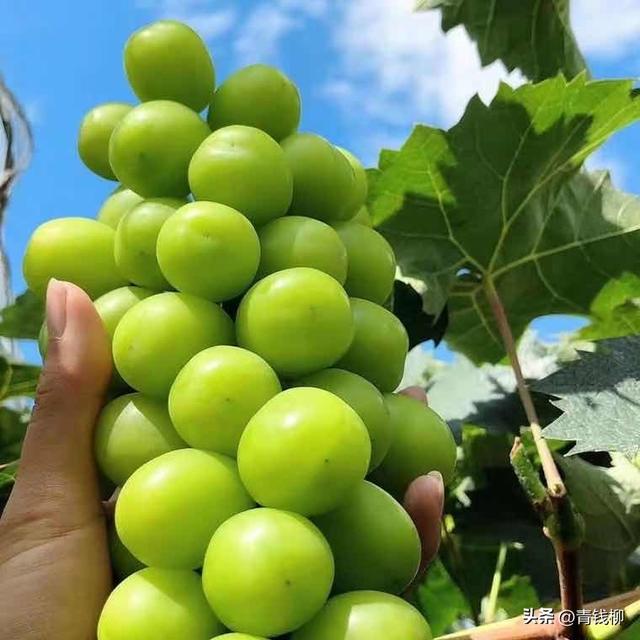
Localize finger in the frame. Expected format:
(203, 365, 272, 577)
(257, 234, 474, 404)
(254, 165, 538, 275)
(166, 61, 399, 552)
(399, 386, 428, 404)
(1, 279, 112, 538)
(404, 471, 445, 572)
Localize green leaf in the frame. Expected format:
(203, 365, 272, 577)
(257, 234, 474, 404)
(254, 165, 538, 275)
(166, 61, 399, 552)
(0, 406, 28, 464)
(418, 559, 472, 635)
(579, 273, 640, 341)
(370, 75, 640, 363)
(493, 574, 540, 619)
(0, 290, 43, 340)
(558, 454, 640, 590)
(3, 362, 40, 399)
(421, 0, 587, 83)
(537, 337, 640, 457)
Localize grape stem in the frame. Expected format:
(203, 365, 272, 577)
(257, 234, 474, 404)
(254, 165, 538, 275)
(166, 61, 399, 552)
(483, 276, 584, 640)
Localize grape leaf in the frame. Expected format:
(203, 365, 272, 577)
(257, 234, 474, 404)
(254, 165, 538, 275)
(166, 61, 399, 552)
(420, 0, 587, 83)
(536, 337, 640, 456)
(0, 290, 43, 340)
(579, 273, 640, 341)
(369, 75, 640, 363)
(1, 361, 40, 399)
(418, 559, 472, 635)
(558, 454, 640, 591)
(493, 575, 540, 620)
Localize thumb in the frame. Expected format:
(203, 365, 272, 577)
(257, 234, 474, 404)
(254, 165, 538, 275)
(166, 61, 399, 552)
(1, 279, 112, 542)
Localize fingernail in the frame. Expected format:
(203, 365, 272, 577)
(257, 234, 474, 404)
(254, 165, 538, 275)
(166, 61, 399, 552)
(46, 279, 68, 339)
(427, 470, 443, 487)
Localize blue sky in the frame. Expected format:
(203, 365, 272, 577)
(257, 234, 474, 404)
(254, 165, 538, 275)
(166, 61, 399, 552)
(1, 0, 639, 362)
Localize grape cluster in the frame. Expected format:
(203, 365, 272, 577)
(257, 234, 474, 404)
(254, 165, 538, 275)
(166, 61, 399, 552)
(22, 20, 457, 640)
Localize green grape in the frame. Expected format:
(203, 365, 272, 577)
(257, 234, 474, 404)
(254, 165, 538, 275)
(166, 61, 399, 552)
(189, 125, 292, 226)
(236, 267, 353, 378)
(337, 298, 408, 392)
(94, 285, 155, 389)
(94, 286, 155, 339)
(369, 394, 456, 499)
(349, 205, 372, 227)
(23, 217, 127, 299)
(95, 392, 186, 485)
(295, 368, 390, 471)
(112, 292, 234, 397)
(169, 346, 281, 456)
(114, 197, 185, 290)
(78, 103, 132, 180)
(124, 20, 215, 112)
(281, 133, 356, 222)
(337, 147, 367, 217)
(98, 187, 144, 228)
(108, 521, 145, 581)
(313, 481, 420, 594)
(207, 64, 300, 141)
(97, 567, 224, 640)
(116, 449, 254, 569)
(202, 508, 334, 637)
(109, 100, 210, 198)
(291, 591, 432, 640)
(156, 202, 260, 301)
(37, 321, 47, 360)
(237, 388, 371, 515)
(257, 216, 347, 284)
(333, 222, 396, 305)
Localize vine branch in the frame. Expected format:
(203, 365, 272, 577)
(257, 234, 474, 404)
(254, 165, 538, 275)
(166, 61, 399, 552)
(484, 277, 564, 497)
(483, 276, 584, 640)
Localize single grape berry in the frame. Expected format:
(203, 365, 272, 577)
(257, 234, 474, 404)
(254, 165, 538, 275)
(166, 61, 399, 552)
(124, 20, 215, 112)
(97, 567, 225, 640)
(370, 393, 456, 498)
(23, 217, 127, 299)
(281, 132, 356, 223)
(156, 201, 261, 302)
(112, 292, 234, 397)
(313, 481, 421, 594)
(114, 197, 186, 290)
(115, 449, 254, 569)
(257, 216, 348, 283)
(295, 368, 391, 471)
(78, 103, 132, 180)
(237, 387, 371, 515)
(109, 100, 210, 198)
(202, 508, 334, 636)
(97, 187, 143, 229)
(236, 267, 354, 378)
(291, 591, 432, 640)
(189, 125, 293, 226)
(169, 345, 281, 456)
(208, 63, 300, 141)
(337, 298, 409, 392)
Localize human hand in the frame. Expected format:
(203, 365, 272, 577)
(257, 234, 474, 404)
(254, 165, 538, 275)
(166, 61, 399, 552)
(0, 279, 112, 640)
(0, 281, 444, 639)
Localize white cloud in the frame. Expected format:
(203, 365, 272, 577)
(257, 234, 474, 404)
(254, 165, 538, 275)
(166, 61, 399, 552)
(572, 0, 640, 59)
(233, 4, 299, 65)
(137, 0, 236, 40)
(324, 0, 523, 161)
